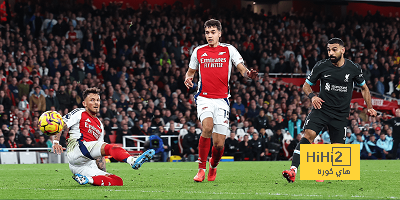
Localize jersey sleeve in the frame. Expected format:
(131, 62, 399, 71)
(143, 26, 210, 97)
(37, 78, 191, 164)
(99, 121, 105, 142)
(62, 108, 84, 128)
(228, 45, 244, 67)
(188, 47, 199, 70)
(305, 61, 323, 86)
(353, 64, 365, 86)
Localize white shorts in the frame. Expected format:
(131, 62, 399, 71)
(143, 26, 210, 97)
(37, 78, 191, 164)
(196, 96, 230, 136)
(67, 140, 110, 177)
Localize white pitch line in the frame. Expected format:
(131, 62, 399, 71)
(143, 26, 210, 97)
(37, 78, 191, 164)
(2, 187, 394, 199)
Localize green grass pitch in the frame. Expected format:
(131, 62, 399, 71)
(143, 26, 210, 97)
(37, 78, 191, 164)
(0, 160, 399, 199)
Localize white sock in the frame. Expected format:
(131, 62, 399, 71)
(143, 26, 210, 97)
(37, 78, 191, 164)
(290, 166, 297, 174)
(126, 156, 137, 165)
(87, 176, 94, 184)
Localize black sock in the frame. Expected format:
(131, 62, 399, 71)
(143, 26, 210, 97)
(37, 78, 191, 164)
(291, 137, 311, 169)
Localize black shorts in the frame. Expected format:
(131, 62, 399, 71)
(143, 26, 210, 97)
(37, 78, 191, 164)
(303, 109, 347, 144)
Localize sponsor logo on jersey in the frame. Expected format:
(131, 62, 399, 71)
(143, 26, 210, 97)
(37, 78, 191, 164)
(203, 92, 208, 95)
(202, 107, 208, 110)
(324, 74, 331, 78)
(344, 74, 350, 82)
(200, 57, 227, 68)
(85, 118, 91, 123)
(201, 53, 208, 57)
(218, 52, 226, 55)
(326, 83, 348, 92)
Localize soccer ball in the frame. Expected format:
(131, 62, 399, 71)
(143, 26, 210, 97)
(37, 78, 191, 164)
(38, 111, 65, 136)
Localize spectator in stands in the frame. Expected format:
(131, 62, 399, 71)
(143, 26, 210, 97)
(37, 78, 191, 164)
(287, 113, 302, 139)
(377, 133, 393, 159)
(116, 123, 133, 145)
(249, 132, 265, 161)
(365, 134, 379, 159)
(34, 135, 48, 148)
(18, 94, 29, 112)
(0, 136, 6, 149)
(45, 89, 59, 111)
(18, 128, 35, 146)
(182, 126, 199, 161)
(232, 96, 245, 115)
(57, 85, 70, 110)
(239, 134, 251, 161)
(224, 132, 240, 161)
(22, 137, 35, 148)
(345, 128, 357, 144)
(253, 109, 268, 132)
(29, 86, 46, 112)
(6, 131, 18, 148)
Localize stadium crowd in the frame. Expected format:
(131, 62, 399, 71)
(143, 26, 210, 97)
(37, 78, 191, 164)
(0, 0, 399, 161)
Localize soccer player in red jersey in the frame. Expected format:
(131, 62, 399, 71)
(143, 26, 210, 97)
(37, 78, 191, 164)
(52, 87, 155, 186)
(184, 19, 258, 182)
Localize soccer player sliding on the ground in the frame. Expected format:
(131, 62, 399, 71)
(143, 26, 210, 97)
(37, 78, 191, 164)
(282, 38, 377, 183)
(52, 87, 155, 186)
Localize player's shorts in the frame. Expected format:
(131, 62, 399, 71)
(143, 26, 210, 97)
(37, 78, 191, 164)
(303, 109, 347, 144)
(196, 96, 230, 136)
(67, 139, 110, 177)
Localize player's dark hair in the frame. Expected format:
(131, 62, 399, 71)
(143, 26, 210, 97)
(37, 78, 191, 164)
(327, 38, 344, 47)
(204, 19, 222, 31)
(83, 87, 100, 100)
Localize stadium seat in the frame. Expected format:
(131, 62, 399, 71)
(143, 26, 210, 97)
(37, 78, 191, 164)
(235, 129, 246, 141)
(109, 134, 117, 143)
(0, 152, 19, 164)
(49, 152, 62, 163)
(19, 152, 37, 164)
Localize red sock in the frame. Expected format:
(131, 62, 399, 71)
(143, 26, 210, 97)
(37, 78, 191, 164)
(92, 175, 123, 186)
(198, 136, 211, 169)
(104, 144, 131, 162)
(211, 146, 224, 168)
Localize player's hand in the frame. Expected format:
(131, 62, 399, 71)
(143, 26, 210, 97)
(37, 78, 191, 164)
(367, 108, 377, 117)
(247, 69, 258, 79)
(53, 143, 63, 155)
(184, 77, 193, 89)
(368, 153, 372, 157)
(311, 96, 325, 109)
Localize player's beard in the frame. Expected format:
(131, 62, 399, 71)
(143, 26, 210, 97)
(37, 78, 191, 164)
(330, 54, 342, 63)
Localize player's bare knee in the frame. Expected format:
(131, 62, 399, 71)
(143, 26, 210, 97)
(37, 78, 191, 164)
(304, 130, 317, 142)
(213, 144, 224, 150)
(202, 125, 213, 136)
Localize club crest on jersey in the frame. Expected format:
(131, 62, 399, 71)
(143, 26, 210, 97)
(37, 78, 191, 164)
(201, 53, 208, 57)
(325, 83, 330, 91)
(218, 52, 226, 55)
(344, 74, 350, 82)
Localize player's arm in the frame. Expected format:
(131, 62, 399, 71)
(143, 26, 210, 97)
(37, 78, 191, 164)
(303, 81, 324, 109)
(96, 157, 107, 172)
(237, 63, 258, 79)
(52, 123, 67, 155)
(184, 68, 196, 89)
(360, 84, 377, 116)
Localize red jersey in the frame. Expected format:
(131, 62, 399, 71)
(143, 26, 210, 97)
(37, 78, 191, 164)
(189, 43, 243, 99)
(63, 108, 104, 142)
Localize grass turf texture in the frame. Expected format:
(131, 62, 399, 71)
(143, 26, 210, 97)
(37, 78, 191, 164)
(0, 160, 398, 199)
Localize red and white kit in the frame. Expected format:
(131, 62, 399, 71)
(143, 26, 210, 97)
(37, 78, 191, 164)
(63, 108, 108, 177)
(189, 43, 244, 135)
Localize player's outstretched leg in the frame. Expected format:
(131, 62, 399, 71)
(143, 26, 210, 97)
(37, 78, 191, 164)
(73, 174, 124, 186)
(131, 149, 155, 169)
(282, 137, 311, 183)
(73, 174, 89, 185)
(194, 136, 211, 182)
(208, 146, 224, 181)
(103, 144, 154, 170)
